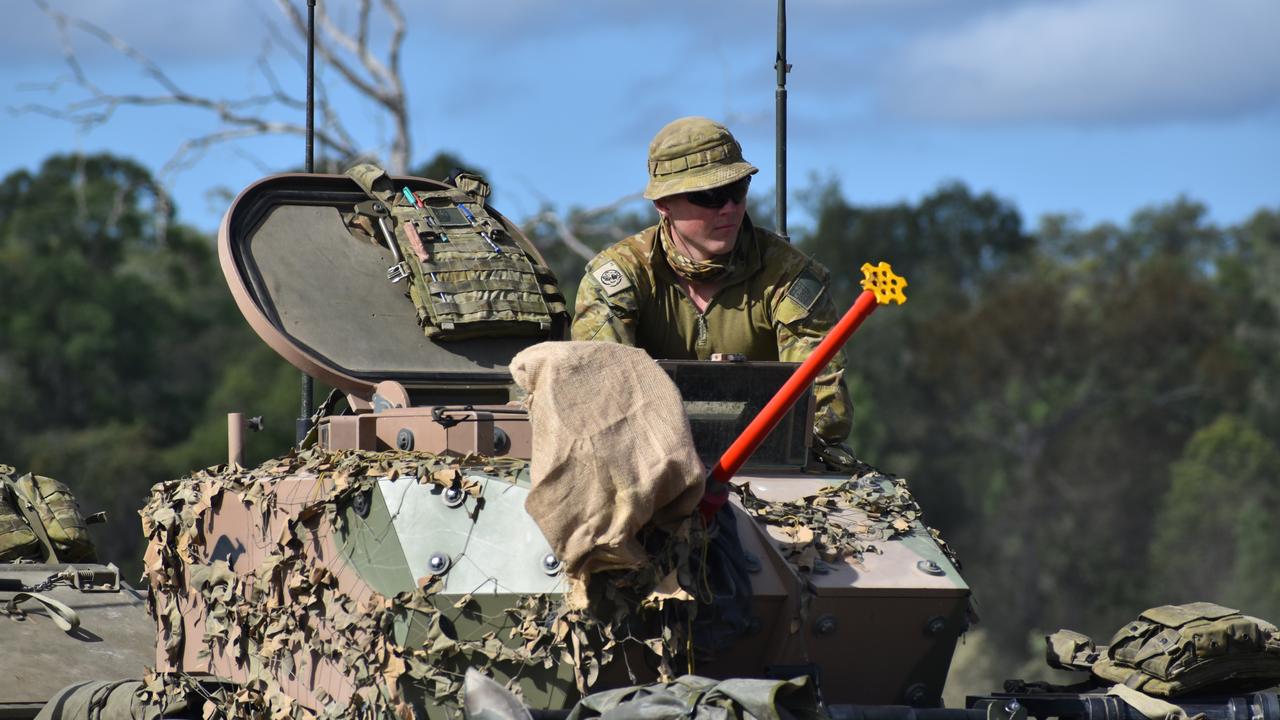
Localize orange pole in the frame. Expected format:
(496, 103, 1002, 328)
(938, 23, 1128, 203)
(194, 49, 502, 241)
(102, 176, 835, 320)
(698, 288, 881, 523)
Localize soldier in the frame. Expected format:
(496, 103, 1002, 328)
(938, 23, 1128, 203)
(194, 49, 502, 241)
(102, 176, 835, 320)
(571, 116, 855, 464)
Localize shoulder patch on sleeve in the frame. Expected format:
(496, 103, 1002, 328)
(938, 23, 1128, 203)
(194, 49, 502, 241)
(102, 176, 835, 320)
(591, 260, 632, 297)
(786, 268, 825, 312)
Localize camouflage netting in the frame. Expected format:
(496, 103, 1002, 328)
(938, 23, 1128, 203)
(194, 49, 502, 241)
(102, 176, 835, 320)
(735, 469, 961, 573)
(138, 448, 710, 719)
(136, 449, 954, 719)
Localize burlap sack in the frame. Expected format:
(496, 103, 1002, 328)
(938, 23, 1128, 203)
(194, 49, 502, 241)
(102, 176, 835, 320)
(510, 341, 704, 585)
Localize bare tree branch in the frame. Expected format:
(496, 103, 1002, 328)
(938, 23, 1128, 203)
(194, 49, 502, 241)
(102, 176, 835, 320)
(578, 192, 648, 219)
(522, 192, 646, 261)
(21, 0, 640, 263)
(71, 153, 89, 228)
(159, 128, 293, 179)
(257, 14, 361, 160)
(381, 0, 409, 171)
(526, 210, 600, 262)
(274, 0, 410, 171)
(22, 0, 412, 187)
(356, 0, 371, 61)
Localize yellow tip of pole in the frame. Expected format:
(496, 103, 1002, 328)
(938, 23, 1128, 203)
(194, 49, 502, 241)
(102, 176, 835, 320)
(860, 261, 908, 305)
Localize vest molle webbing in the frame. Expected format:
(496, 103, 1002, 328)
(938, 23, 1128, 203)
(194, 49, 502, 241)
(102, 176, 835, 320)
(346, 163, 566, 341)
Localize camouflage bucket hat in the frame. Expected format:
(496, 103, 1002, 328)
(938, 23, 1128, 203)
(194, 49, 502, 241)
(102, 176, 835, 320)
(644, 117, 759, 201)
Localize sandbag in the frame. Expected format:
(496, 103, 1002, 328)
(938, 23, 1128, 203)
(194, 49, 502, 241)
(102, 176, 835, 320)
(510, 341, 704, 595)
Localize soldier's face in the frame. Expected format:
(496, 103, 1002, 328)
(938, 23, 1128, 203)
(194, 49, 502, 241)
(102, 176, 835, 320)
(655, 187, 748, 260)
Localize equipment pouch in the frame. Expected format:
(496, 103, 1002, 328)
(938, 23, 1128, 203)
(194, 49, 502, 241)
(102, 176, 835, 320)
(345, 163, 567, 341)
(449, 170, 491, 204)
(1058, 602, 1280, 697)
(12, 473, 97, 562)
(1046, 629, 1099, 671)
(0, 465, 41, 562)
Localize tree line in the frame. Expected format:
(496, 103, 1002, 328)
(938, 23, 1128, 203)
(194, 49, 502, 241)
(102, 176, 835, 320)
(2, 152, 1277, 682)
(800, 180, 1280, 660)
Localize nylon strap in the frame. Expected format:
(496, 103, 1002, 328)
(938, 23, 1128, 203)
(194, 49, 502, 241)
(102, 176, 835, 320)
(426, 278, 542, 295)
(3, 591, 81, 632)
(424, 235, 501, 254)
(430, 298, 553, 317)
(410, 258, 534, 274)
(413, 188, 474, 205)
(650, 142, 735, 176)
(1107, 684, 1205, 720)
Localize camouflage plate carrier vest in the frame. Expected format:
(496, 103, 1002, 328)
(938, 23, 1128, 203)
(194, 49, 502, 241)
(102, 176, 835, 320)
(1048, 602, 1280, 696)
(346, 163, 567, 341)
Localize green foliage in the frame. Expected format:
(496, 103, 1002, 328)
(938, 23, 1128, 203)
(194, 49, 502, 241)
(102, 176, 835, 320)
(1149, 415, 1280, 617)
(158, 341, 301, 476)
(794, 184, 1280, 658)
(0, 155, 194, 434)
(19, 422, 164, 575)
(0, 153, 299, 577)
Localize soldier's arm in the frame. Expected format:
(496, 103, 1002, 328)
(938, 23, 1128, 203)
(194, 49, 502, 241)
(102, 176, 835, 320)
(570, 259, 640, 345)
(773, 267, 854, 445)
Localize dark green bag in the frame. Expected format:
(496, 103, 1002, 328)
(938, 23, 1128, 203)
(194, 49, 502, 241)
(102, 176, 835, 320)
(345, 163, 567, 341)
(1047, 602, 1280, 696)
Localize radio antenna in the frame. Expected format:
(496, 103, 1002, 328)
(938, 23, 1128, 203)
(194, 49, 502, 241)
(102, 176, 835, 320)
(775, 0, 791, 242)
(297, 0, 318, 445)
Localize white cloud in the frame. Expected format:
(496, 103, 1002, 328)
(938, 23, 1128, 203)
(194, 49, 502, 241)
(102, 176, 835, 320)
(879, 0, 1280, 124)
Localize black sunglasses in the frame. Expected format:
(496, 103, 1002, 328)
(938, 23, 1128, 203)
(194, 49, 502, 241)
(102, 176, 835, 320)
(684, 178, 750, 209)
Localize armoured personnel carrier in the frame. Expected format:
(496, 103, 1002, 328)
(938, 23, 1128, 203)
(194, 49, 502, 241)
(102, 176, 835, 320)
(132, 170, 970, 718)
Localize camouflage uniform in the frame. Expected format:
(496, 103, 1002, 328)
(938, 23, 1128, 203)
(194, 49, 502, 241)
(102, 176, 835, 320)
(572, 116, 853, 445)
(572, 216, 853, 444)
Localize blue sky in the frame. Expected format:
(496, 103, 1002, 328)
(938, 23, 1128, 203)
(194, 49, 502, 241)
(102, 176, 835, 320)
(3, 0, 1277, 235)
